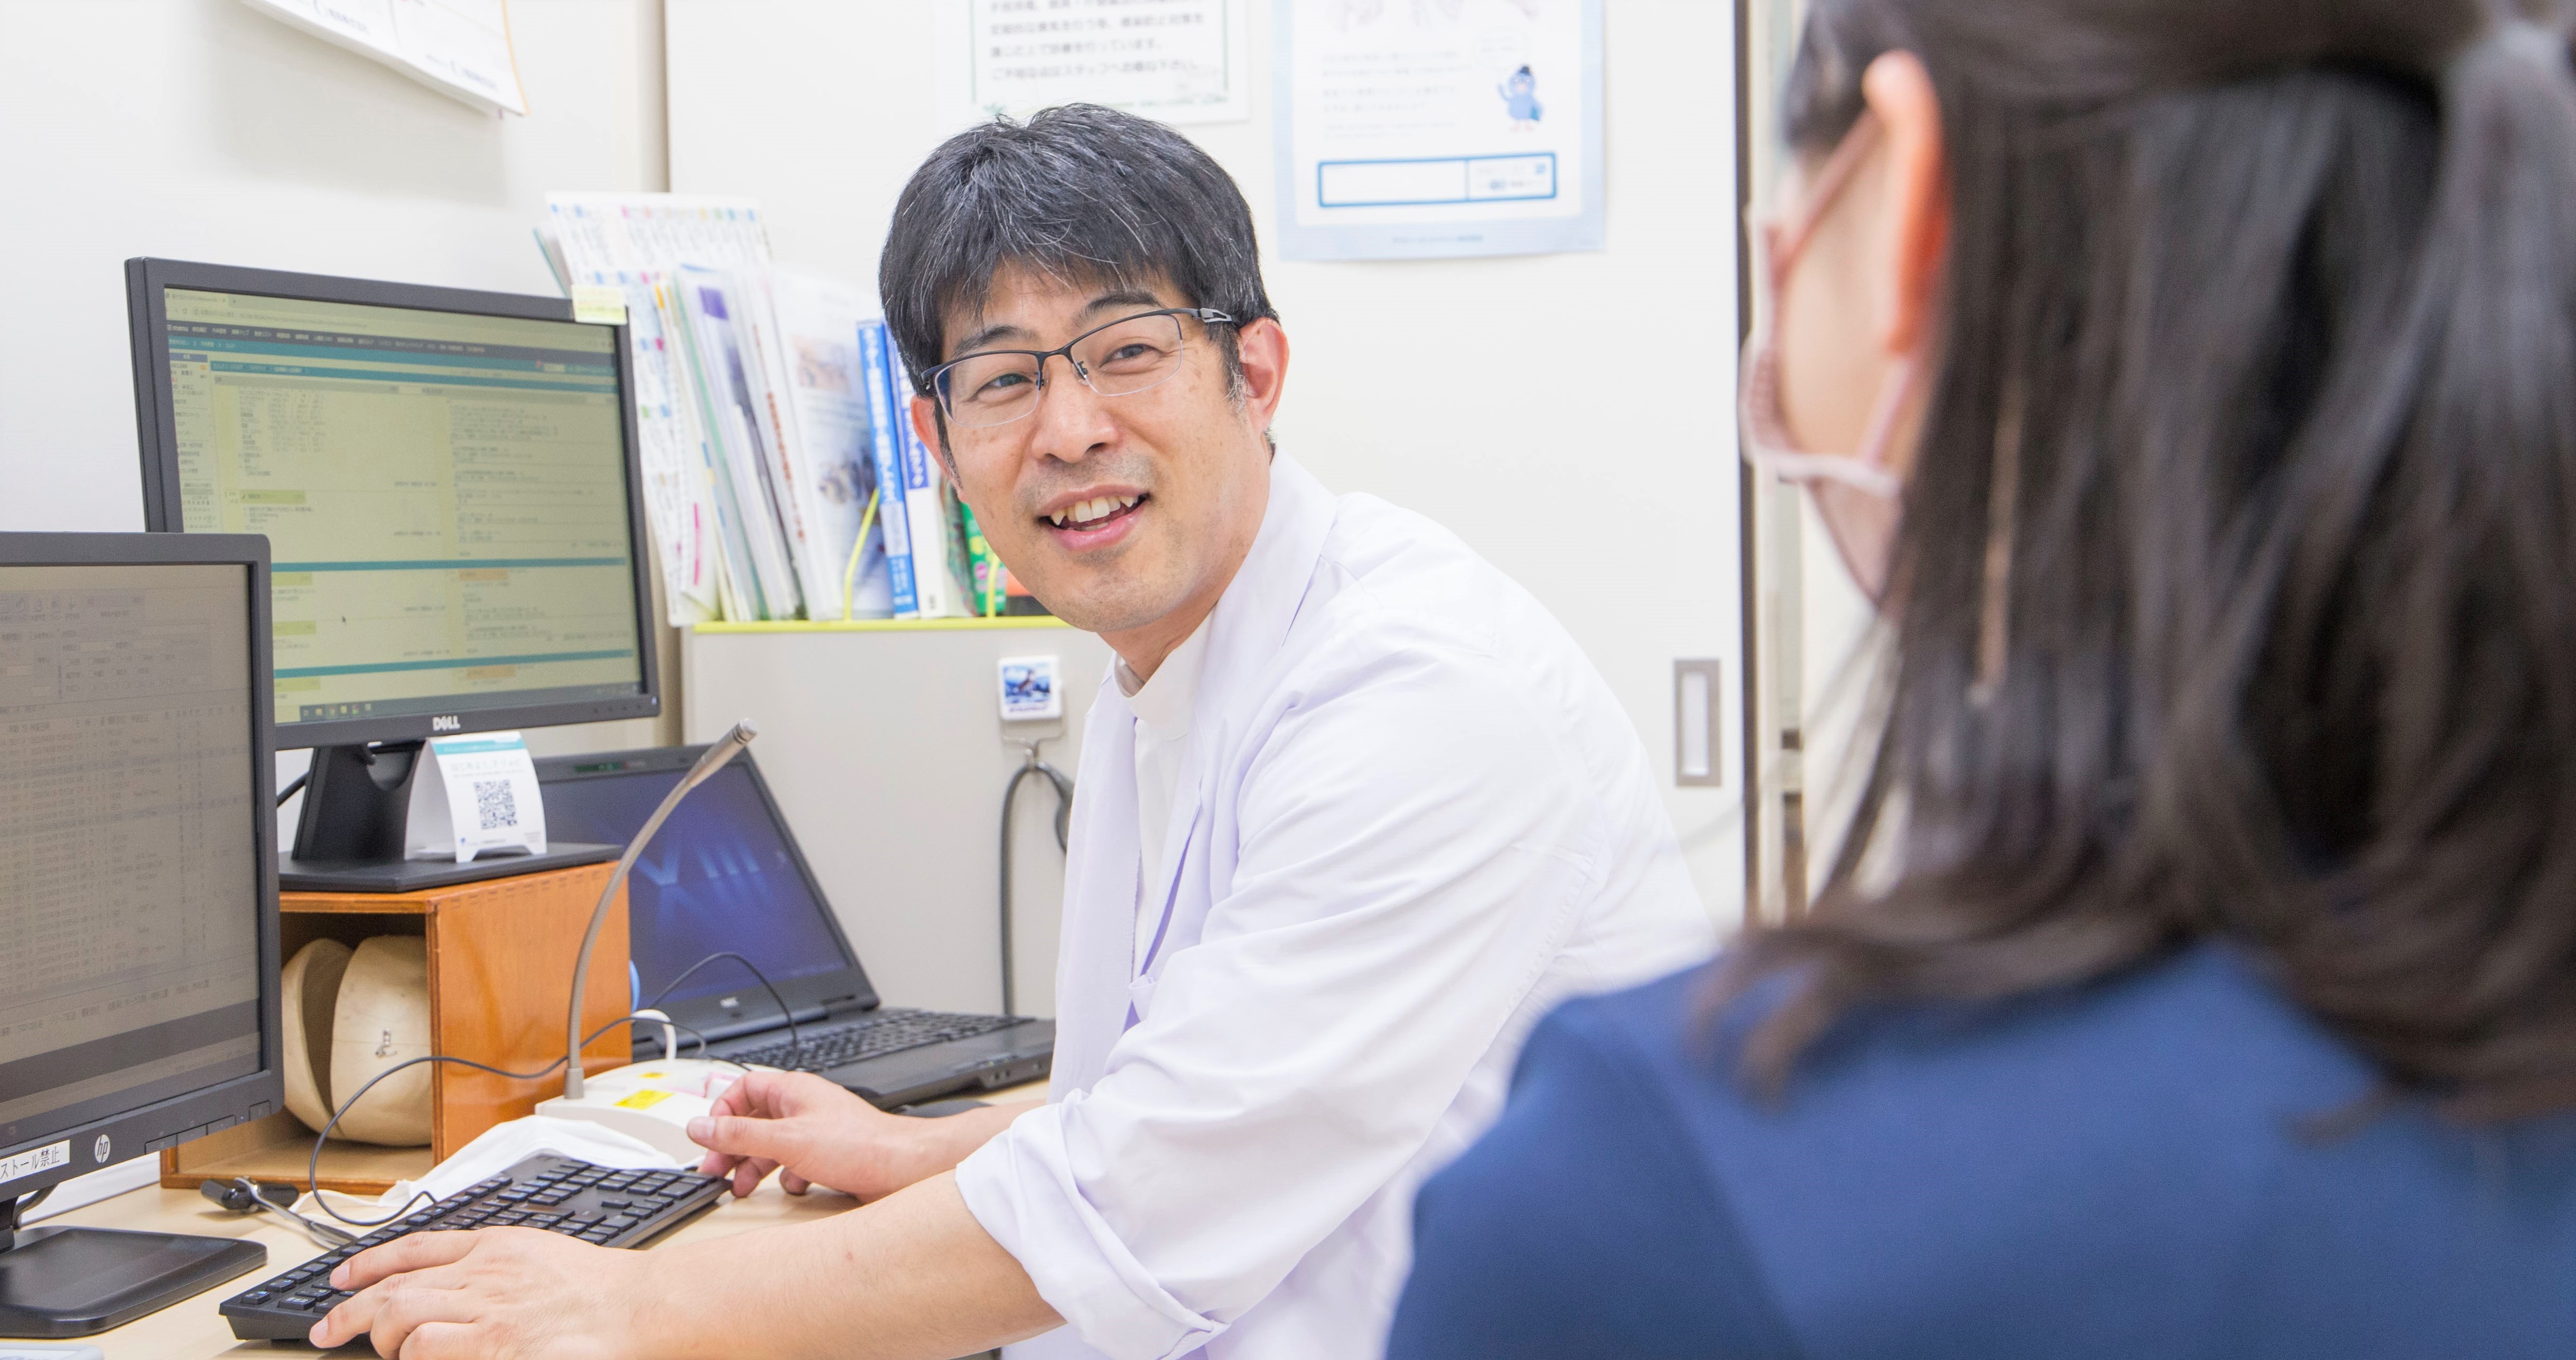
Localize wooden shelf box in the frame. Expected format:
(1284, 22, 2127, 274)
(161, 862, 630, 1196)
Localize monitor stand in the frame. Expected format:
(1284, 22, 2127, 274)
(0, 1189, 266, 1337)
(284, 742, 619, 893)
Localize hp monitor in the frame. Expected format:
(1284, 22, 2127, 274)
(127, 258, 657, 891)
(0, 531, 280, 1336)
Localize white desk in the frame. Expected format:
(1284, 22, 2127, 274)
(46, 1085, 1043, 1358)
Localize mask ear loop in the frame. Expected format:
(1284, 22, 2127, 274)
(1969, 378, 2026, 707)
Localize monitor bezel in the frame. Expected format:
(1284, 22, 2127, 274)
(0, 531, 285, 1205)
(531, 744, 884, 1047)
(125, 256, 662, 751)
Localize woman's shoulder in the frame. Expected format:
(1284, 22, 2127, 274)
(1398, 944, 2576, 1359)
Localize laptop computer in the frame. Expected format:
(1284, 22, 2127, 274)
(534, 745, 1053, 1110)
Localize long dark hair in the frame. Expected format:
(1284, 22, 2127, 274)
(1727, 0, 2576, 1121)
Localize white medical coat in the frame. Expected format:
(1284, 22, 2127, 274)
(954, 455, 1717, 1360)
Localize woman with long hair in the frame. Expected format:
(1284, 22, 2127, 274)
(1388, 1, 2576, 1354)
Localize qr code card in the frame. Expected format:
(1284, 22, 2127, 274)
(404, 730, 548, 863)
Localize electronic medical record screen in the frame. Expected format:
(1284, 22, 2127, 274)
(158, 287, 645, 730)
(0, 564, 264, 1143)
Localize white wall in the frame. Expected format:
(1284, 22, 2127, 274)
(664, 0, 1751, 919)
(0, 0, 673, 755)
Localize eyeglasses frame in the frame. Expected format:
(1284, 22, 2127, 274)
(923, 307, 1240, 431)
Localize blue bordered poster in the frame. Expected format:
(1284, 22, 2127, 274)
(1274, 0, 1605, 261)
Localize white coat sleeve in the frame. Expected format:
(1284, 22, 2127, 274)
(953, 621, 1609, 1360)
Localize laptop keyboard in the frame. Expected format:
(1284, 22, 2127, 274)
(728, 1009, 1022, 1072)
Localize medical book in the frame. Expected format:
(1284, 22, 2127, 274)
(538, 193, 775, 625)
(857, 322, 922, 619)
(674, 267, 803, 621)
(763, 270, 892, 619)
(881, 347, 969, 619)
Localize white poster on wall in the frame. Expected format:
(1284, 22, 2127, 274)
(240, 0, 528, 116)
(936, 0, 1253, 130)
(1275, 0, 1605, 261)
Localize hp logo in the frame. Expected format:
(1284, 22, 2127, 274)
(92, 1134, 110, 1164)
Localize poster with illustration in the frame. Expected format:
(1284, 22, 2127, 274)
(1275, 0, 1603, 260)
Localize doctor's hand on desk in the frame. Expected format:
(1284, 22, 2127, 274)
(690, 1069, 1039, 1202)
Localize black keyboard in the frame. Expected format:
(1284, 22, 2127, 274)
(219, 1154, 726, 1342)
(728, 1009, 1023, 1071)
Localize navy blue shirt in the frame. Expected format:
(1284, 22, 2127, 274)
(1389, 945, 2576, 1358)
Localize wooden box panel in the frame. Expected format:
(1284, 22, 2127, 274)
(161, 862, 629, 1194)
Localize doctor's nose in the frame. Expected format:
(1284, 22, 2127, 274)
(1026, 362, 1123, 464)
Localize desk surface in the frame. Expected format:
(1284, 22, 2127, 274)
(53, 1083, 1045, 1357)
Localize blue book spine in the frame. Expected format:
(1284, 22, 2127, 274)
(857, 322, 919, 619)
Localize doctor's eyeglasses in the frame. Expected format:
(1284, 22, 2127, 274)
(925, 308, 1238, 431)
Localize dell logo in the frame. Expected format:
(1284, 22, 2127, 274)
(718, 996, 739, 1010)
(430, 715, 461, 733)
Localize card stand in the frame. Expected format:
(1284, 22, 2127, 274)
(160, 863, 632, 1196)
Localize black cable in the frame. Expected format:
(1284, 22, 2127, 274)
(637, 952, 802, 1068)
(998, 751, 1074, 1017)
(231, 1179, 355, 1248)
(276, 770, 308, 808)
(301, 950, 783, 1229)
(304, 1010, 712, 1228)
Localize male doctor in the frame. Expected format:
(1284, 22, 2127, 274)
(314, 105, 1714, 1360)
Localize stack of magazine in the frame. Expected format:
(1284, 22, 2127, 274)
(537, 193, 1027, 625)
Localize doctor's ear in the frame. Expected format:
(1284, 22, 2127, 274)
(1231, 318, 1289, 436)
(908, 394, 957, 485)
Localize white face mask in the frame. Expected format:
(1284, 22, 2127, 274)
(1738, 110, 1918, 604)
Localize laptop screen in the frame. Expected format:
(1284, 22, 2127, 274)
(539, 761, 855, 1009)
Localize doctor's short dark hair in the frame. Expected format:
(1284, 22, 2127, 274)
(879, 104, 1279, 395)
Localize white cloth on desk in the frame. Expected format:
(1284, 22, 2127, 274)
(953, 454, 1718, 1360)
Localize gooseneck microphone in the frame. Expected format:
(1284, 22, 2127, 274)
(561, 721, 758, 1100)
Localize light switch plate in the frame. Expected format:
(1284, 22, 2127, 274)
(1674, 659, 1724, 788)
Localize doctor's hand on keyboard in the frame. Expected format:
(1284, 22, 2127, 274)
(307, 1226, 646, 1357)
(690, 1069, 1038, 1204)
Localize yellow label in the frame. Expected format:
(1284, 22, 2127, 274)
(614, 1089, 675, 1110)
(571, 285, 628, 326)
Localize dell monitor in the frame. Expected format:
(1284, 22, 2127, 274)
(126, 258, 659, 892)
(0, 531, 281, 1337)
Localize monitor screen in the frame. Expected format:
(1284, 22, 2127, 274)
(0, 563, 264, 1145)
(538, 762, 854, 1009)
(157, 286, 645, 733)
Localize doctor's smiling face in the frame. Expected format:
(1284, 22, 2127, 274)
(910, 263, 1288, 676)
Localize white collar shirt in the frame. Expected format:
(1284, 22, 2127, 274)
(1115, 624, 1210, 966)
(954, 454, 1718, 1360)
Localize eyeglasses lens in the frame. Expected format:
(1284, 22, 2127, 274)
(1073, 313, 1189, 398)
(943, 353, 1045, 429)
